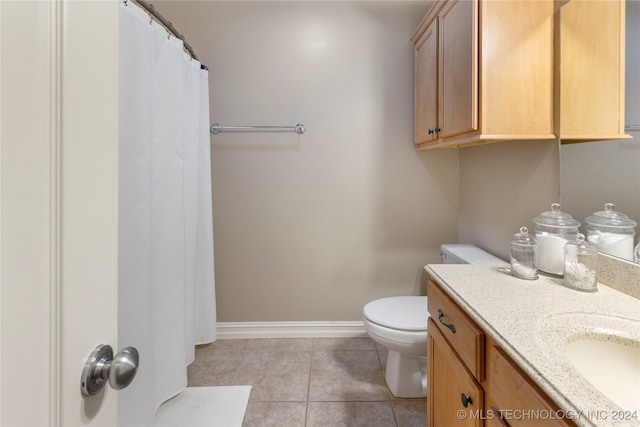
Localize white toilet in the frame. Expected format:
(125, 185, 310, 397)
(362, 244, 508, 398)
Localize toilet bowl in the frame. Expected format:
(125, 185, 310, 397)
(363, 296, 428, 398)
(362, 244, 508, 398)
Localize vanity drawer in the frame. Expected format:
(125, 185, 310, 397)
(486, 342, 576, 427)
(427, 279, 485, 380)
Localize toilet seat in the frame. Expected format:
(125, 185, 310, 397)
(363, 296, 428, 332)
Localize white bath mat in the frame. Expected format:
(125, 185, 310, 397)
(154, 386, 252, 427)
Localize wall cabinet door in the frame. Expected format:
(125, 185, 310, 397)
(438, 0, 477, 139)
(559, 0, 629, 142)
(428, 319, 483, 427)
(414, 19, 438, 145)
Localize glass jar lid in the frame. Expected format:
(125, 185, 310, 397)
(565, 233, 597, 255)
(585, 203, 638, 229)
(511, 226, 536, 246)
(533, 203, 580, 229)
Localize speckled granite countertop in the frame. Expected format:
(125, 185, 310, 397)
(425, 264, 640, 427)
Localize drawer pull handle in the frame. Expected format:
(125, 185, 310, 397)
(460, 393, 473, 408)
(489, 407, 510, 427)
(437, 309, 456, 333)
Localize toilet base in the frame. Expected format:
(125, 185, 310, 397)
(384, 350, 427, 398)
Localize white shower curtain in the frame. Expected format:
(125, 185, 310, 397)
(118, 2, 216, 425)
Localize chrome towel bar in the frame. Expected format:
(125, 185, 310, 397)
(625, 124, 640, 132)
(210, 123, 306, 135)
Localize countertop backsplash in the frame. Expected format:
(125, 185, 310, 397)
(597, 252, 640, 299)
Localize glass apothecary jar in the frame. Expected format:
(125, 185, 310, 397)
(585, 203, 637, 261)
(563, 234, 598, 292)
(510, 227, 538, 280)
(533, 203, 580, 276)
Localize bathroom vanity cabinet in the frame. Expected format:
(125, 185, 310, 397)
(427, 279, 577, 427)
(412, 0, 555, 149)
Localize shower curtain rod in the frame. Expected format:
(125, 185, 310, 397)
(126, 0, 208, 71)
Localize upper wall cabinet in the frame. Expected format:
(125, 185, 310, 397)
(412, 0, 555, 149)
(559, 0, 630, 143)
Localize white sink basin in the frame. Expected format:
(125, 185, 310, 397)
(565, 336, 640, 412)
(535, 312, 640, 413)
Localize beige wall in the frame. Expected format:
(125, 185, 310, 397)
(561, 139, 640, 232)
(158, 1, 460, 322)
(458, 140, 560, 261)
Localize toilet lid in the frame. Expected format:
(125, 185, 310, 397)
(363, 296, 428, 332)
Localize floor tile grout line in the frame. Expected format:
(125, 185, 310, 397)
(304, 339, 317, 427)
(233, 345, 250, 386)
(388, 396, 400, 427)
(190, 338, 425, 426)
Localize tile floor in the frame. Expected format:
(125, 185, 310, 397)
(188, 337, 427, 427)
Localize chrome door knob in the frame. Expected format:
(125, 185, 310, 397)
(108, 346, 139, 390)
(81, 344, 139, 396)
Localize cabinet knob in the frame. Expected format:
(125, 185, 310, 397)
(435, 127, 441, 133)
(428, 129, 434, 135)
(460, 393, 473, 408)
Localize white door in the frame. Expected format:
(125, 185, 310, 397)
(1, 1, 120, 425)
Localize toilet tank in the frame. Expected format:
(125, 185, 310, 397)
(440, 244, 508, 267)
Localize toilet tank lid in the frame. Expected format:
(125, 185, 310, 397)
(440, 243, 508, 266)
(363, 296, 428, 331)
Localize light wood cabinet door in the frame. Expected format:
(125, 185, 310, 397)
(559, 0, 629, 142)
(428, 318, 483, 427)
(438, 0, 477, 139)
(486, 343, 576, 427)
(481, 0, 554, 138)
(484, 411, 510, 427)
(414, 19, 438, 145)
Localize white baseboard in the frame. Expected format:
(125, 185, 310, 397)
(216, 321, 367, 339)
